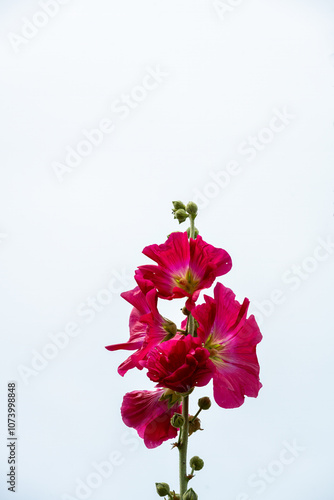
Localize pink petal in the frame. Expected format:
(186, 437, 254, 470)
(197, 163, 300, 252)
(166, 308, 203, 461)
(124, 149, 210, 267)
(192, 282, 262, 409)
(121, 389, 181, 448)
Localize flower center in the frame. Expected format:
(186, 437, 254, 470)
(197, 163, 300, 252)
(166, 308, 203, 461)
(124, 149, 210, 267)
(174, 269, 199, 294)
(205, 333, 226, 367)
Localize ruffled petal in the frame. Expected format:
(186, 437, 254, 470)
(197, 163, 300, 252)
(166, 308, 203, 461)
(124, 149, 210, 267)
(105, 287, 166, 376)
(121, 389, 181, 448)
(146, 335, 214, 393)
(137, 232, 232, 310)
(193, 282, 262, 409)
(142, 232, 189, 273)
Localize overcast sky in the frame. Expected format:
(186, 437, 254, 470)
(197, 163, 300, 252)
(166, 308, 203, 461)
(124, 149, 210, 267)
(0, 1, 334, 499)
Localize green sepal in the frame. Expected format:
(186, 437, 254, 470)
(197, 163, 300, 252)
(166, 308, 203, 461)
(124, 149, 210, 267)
(159, 389, 182, 409)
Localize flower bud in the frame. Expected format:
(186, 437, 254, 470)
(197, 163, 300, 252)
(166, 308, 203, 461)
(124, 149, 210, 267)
(155, 483, 170, 496)
(174, 209, 188, 223)
(188, 417, 202, 436)
(170, 413, 184, 428)
(189, 456, 204, 471)
(198, 397, 211, 410)
(182, 306, 190, 316)
(186, 202, 198, 216)
(163, 321, 177, 337)
(172, 201, 186, 211)
(183, 488, 198, 500)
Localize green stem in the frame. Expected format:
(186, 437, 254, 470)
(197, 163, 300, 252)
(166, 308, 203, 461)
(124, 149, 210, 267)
(189, 408, 202, 423)
(179, 395, 189, 499)
(187, 214, 196, 338)
(189, 216, 195, 239)
(178, 213, 197, 498)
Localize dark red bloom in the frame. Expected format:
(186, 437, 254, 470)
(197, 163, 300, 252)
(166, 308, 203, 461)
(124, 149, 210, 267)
(146, 335, 214, 393)
(192, 283, 262, 409)
(136, 232, 232, 310)
(121, 388, 182, 448)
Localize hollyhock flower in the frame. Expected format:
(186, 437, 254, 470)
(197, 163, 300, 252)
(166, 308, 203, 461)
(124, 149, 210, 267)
(135, 231, 232, 310)
(105, 284, 176, 376)
(192, 283, 262, 409)
(146, 335, 215, 393)
(105, 284, 150, 375)
(121, 388, 182, 448)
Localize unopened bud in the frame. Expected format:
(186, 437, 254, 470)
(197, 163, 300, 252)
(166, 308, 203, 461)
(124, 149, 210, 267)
(186, 202, 198, 216)
(171, 413, 184, 428)
(189, 456, 204, 471)
(174, 209, 188, 223)
(156, 482, 170, 496)
(163, 321, 177, 337)
(172, 201, 186, 211)
(182, 306, 190, 316)
(183, 488, 198, 500)
(198, 397, 211, 410)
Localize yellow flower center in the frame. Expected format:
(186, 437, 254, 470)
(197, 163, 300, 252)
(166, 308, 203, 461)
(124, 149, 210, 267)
(174, 269, 199, 294)
(205, 333, 226, 368)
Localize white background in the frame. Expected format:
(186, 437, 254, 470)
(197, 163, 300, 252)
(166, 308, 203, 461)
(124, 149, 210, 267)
(1, 0, 334, 499)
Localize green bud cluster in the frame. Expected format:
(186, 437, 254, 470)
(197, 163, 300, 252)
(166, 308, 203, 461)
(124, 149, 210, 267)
(172, 201, 198, 225)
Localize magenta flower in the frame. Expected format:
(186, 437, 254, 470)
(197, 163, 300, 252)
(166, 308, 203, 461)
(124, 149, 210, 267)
(136, 232, 232, 310)
(192, 283, 262, 409)
(105, 284, 177, 376)
(121, 388, 182, 448)
(146, 335, 214, 393)
(105, 285, 150, 375)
